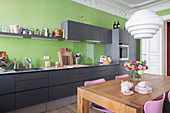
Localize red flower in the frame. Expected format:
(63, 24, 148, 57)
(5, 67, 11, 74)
(133, 61, 137, 63)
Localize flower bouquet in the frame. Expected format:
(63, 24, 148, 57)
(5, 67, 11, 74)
(121, 60, 148, 81)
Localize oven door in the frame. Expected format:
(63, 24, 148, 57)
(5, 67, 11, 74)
(119, 45, 129, 61)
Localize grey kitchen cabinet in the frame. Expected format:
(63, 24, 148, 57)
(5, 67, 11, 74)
(0, 75, 14, 95)
(61, 20, 86, 41)
(72, 68, 92, 82)
(92, 65, 119, 79)
(0, 94, 14, 113)
(15, 72, 48, 81)
(119, 29, 129, 44)
(15, 78, 48, 92)
(73, 81, 84, 95)
(49, 83, 73, 101)
(61, 20, 112, 44)
(85, 24, 100, 42)
(129, 34, 140, 56)
(105, 30, 119, 64)
(105, 75, 116, 81)
(49, 70, 73, 86)
(15, 88, 48, 109)
(100, 28, 112, 44)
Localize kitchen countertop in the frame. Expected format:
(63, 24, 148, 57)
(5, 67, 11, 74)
(0, 63, 119, 75)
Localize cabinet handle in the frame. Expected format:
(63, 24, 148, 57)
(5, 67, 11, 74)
(86, 40, 101, 43)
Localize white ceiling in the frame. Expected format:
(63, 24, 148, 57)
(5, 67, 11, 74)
(72, 0, 170, 19)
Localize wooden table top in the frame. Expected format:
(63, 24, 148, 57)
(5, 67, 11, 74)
(80, 74, 170, 107)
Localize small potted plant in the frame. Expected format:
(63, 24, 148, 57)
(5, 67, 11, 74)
(121, 60, 148, 81)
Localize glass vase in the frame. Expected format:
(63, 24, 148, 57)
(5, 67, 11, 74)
(131, 70, 143, 81)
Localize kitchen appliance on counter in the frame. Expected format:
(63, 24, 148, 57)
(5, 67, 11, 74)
(119, 44, 129, 61)
(58, 48, 73, 66)
(74, 53, 81, 65)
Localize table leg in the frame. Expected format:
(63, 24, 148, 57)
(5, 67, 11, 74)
(77, 88, 89, 113)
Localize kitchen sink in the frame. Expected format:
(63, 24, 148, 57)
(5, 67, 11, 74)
(14, 67, 43, 71)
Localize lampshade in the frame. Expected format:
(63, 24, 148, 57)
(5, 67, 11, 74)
(125, 10, 163, 39)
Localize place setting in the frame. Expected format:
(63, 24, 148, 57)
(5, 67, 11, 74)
(120, 80, 152, 95)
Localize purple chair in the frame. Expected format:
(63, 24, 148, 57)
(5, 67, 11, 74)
(115, 74, 129, 79)
(84, 78, 114, 113)
(144, 93, 165, 113)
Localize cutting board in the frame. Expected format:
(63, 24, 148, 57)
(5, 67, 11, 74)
(0, 51, 8, 63)
(58, 48, 73, 66)
(65, 65, 89, 68)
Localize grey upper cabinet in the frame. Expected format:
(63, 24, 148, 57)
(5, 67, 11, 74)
(119, 29, 129, 44)
(0, 75, 14, 95)
(129, 33, 140, 60)
(61, 20, 86, 41)
(61, 20, 112, 44)
(100, 28, 112, 44)
(84, 24, 100, 42)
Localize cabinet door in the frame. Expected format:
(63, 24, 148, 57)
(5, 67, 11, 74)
(15, 88, 48, 109)
(0, 94, 14, 113)
(100, 28, 112, 44)
(49, 70, 73, 86)
(49, 83, 72, 101)
(15, 72, 48, 81)
(105, 75, 116, 81)
(85, 25, 100, 42)
(106, 65, 119, 76)
(73, 81, 84, 95)
(16, 78, 48, 92)
(119, 29, 129, 44)
(72, 68, 92, 82)
(68, 21, 86, 41)
(0, 75, 14, 94)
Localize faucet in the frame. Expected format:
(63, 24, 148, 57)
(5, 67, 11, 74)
(25, 57, 32, 68)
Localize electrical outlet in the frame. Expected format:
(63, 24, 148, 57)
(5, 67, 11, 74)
(44, 56, 50, 60)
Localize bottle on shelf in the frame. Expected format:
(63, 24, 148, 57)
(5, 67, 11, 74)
(117, 21, 120, 29)
(113, 21, 117, 29)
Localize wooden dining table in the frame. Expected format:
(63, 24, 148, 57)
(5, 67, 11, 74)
(77, 74, 170, 113)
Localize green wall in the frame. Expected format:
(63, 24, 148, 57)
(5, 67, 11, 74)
(156, 9, 170, 16)
(0, 0, 127, 68)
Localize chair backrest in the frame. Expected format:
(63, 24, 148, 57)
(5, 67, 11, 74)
(144, 93, 165, 113)
(84, 78, 105, 86)
(115, 74, 129, 79)
(168, 91, 170, 102)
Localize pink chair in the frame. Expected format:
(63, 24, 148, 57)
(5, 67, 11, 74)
(144, 93, 165, 113)
(115, 74, 129, 79)
(84, 78, 114, 113)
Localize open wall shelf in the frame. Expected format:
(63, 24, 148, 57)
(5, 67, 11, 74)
(0, 32, 64, 41)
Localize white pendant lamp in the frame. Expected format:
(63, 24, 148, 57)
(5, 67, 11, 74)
(125, 10, 163, 39)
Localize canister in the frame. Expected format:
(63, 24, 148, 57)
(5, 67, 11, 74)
(45, 61, 51, 67)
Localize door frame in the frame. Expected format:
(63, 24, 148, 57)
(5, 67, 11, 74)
(162, 14, 170, 75)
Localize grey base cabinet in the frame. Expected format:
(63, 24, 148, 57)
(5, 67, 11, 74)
(15, 88, 48, 109)
(0, 64, 124, 111)
(73, 81, 84, 95)
(0, 94, 14, 113)
(49, 83, 73, 101)
(0, 75, 14, 95)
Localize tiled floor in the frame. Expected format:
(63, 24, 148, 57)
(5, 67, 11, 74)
(43, 103, 102, 113)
